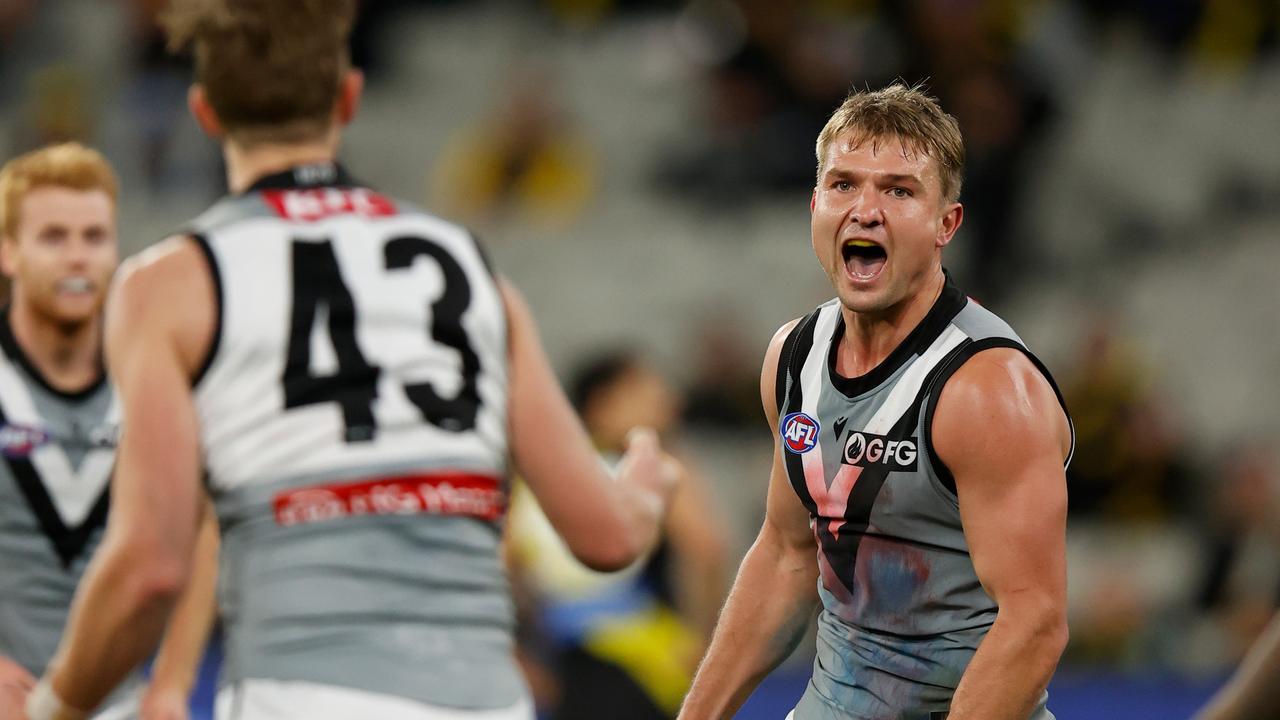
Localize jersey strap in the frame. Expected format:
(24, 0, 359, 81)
(921, 337, 1076, 496)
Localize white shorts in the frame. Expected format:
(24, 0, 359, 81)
(214, 680, 535, 720)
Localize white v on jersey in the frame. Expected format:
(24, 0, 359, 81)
(0, 309, 145, 716)
(187, 164, 524, 713)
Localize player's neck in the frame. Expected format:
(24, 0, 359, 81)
(8, 296, 102, 392)
(837, 269, 945, 378)
(224, 134, 341, 194)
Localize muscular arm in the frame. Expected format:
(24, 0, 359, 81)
(141, 501, 220, 720)
(936, 349, 1071, 720)
(1194, 611, 1280, 720)
(36, 239, 215, 717)
(502, 279, 677, 571)
(678, 320, 820, 720)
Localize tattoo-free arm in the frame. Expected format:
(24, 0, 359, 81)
(141, 501, 220, 720)
(678, 320, 819, 720)
(935, 349, 1072, 720)
(502, 279, 677, 571)
(39, 240, 216, 716)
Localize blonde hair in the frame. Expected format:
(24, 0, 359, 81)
(162, 0, 357, 145)
(0, 142, 119, 237)
(815, 83, 965, 202)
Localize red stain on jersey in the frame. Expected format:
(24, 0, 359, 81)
(263, 188, 396, 221)
(273, 471, 505, 527)
(846, 535, 933, 628)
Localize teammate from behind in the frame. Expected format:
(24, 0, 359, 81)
(0, 143, 219, 720)
(679, 85, 1073, 720)
(8, 2, 676, 720)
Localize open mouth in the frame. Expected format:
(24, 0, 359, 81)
(56, 277, 93, 295)
(841, 239, 887, 281)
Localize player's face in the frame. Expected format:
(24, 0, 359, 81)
(2, 187, 118, 327)
(811, 132, 961, 316)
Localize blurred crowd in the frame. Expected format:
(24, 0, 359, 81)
(4, 0, 1280, 715)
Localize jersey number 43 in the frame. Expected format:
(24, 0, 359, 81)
(282, 236, 482, 442)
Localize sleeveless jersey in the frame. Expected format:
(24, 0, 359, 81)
(776, 273, 1072, 720)
(188, 164, 519, 710)
(0, 310, 120, 674)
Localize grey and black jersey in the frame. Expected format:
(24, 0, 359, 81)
(0, 309, 118, 675)
(187, 164, 520, 711)
(776, 273, 1072, 720)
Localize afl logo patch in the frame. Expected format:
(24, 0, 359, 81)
(0, 423, 51, 458)
(781, 412, 821, 454)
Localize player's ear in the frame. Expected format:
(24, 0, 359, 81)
(188, 85, 225, 140)
(335, 69, 364, 128)
(937, 202, 962, 249)
(810, 190, 817, 213)
(0, 234, 19, 278)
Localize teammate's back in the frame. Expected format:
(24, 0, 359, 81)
(190, 165, 522, 708)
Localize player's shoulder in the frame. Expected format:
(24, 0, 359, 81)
(760, 300, 837, 420)
(186, 193, 277, 236)
(106, 235, 218, 376)
(949, 295, 1022, 343)
(762, 315, 808, 381)
(941, 347, 1049, 403)
(383, 197, 494, 266)
(115, 235, 209, 297)
(763, 299, 839, 375)
(931, 347, 1069, 467)
(765, 318, 802, 359)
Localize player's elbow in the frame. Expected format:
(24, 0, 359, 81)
(1014, 594, 1069, 664)
(114, 535, 192, 608)
(134, 551, 191, 605)
(1033, 593, 1068, 654)
(1029, 609, 1069, 669)
(136, 565, 187, 608)
(569, 532, 646, 572)
(1043, 610, 1069, 661)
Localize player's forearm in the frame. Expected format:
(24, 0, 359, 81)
(1194, 612, 1280, 720)
(679, 532, 818, 720)
(948, 600, 1067, 720)
(148, 506, 219, 698)
(45, 535, 188, 713)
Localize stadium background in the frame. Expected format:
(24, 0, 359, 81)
(2, 0, 1279, 718)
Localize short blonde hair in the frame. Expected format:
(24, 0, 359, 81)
(815, 84, 964, 202)
(0, 142, 119, 237)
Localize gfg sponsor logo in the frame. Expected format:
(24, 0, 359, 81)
(842, 430, 917, 470)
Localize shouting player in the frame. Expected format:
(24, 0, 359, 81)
(7, 2, 676, 720)
(679, 85, 1073, 720)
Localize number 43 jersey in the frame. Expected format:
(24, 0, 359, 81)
(187, 164, 521, 711)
